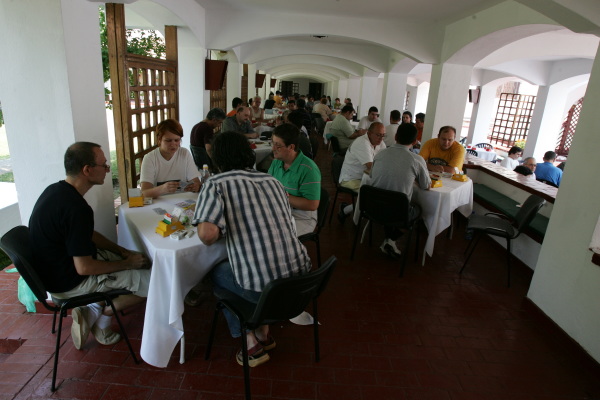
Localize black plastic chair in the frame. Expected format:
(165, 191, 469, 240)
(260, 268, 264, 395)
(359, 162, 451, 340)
(459, 194, 545, 287)
(351, 185, 421, 276)
(466, 148, 478, 156)
(328, 135, 346, 157)
(474, 143, 493, 151)
(328, 155, 358, 224)
(298, 187, 330, 267)
(537, 178, 559, 188)
(308, 134, 319, 159)
(190, 144, 213, 171)
(311, 114, 325, 134)
(0, 226, 139, 391)
(428, 157, 449, 166)
(205, 256, 337, 400)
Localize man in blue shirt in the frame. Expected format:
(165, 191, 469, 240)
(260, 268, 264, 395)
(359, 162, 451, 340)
(535, 151, 563, 187)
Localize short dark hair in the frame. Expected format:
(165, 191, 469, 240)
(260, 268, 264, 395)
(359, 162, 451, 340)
(287, 99, 296, 105)
(402, 111, 413, 121)
(543, 151, 557, 161)
(415, 113, 425, 123)
(368, 106, 378, 114)
(157, 119, 183, 140)
(211, 131, 256, 172)
(272, 123, 300, 150)
(514, 165, 533, 176)
(232, 97, 243, 108)
(287, 112, 303, 130)
(395, 123, 418, 145)
(508, 146, 523, 155)
(64, 142, 101, 177)
(296, 99, 306, 108)
(341, 105, 354, 114)
(438, 126, 456, 137)
(206, 108, 226, 121)
(390, 110, 401, 122)
(320, 97, 327, 104)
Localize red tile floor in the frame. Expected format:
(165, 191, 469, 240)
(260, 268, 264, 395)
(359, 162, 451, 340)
(1, 139, 600, 399)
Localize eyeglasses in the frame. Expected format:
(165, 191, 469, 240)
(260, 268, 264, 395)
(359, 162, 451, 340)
(373, 134, 385, 138)
(272, 142, 287, 149)
(90, 163, 110, 170)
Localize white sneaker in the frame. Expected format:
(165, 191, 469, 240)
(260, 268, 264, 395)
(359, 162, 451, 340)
(380, 238, 401, 258)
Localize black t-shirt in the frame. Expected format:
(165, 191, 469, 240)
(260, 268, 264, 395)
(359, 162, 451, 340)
(264, 99, 275, 109)
(29, 181, 96, 293)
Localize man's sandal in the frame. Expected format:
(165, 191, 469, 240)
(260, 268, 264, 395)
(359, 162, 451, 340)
(236, 343, 270, 367)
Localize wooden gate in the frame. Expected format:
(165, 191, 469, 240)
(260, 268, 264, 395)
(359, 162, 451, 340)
(106, 3, 178, 201)
(555, 97, 583, 157)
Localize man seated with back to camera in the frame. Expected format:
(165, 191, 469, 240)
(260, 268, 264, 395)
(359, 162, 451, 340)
(29, 142, 151, 350)
(268, 123, 321, 236)
(193, 131, 311, 368)
(419, 125, 466, 173)
(370, 123, 430, 258)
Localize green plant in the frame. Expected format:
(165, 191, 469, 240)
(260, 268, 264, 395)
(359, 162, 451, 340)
(514, 139, 526, 149)
(0, 171, 14, 183)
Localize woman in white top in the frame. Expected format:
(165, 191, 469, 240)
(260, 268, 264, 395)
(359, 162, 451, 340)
(140, 119, 201, 198)
(500, 146, 523, 170)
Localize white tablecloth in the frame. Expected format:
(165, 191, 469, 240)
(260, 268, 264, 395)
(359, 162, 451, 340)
(250, 139, 272, 165)
(323, 120, 359, 144)
(118, 192, 228, 368)
(468, 146, 497, 162)
(353, 174, 473, 264)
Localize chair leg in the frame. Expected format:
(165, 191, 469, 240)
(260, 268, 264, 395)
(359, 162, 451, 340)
(51, 309, 67, 391)
(205, 304, 221, 360)
(313, 299, 320, 362)
(459, 232, 482, 275)
(315, 237, 322, 268)
(240, 326, 251, 400)
(506, 239, 512, 288)
(52, 311, 57, 334)
(328, 190, 339, 225)
(106, 299, 138, 364)
(400, 227, 413, 277)
(350, 218, 362, 260)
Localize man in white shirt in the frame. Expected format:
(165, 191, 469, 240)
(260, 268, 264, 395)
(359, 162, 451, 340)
(384, 110, 401, 147)
(337, 122, 387, 223)
(357, 106, 382, 134)
(500, 146, 523, 170)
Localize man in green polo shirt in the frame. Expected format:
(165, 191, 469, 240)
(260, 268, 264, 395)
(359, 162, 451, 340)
(268, 123, 321, 236)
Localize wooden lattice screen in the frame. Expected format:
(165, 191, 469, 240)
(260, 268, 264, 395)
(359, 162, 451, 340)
(488, 93, 536, 149)
(555, 97, 583, 157)
(106, 3, 178, 201)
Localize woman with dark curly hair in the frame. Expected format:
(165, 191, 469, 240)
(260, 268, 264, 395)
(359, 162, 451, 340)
(192, 131, 311, 368)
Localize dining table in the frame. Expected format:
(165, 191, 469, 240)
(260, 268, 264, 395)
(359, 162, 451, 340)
(250, 138, 273, 165)
(467, 145, 497, 162)
(354, 173, 473, 265)
(117, 192, 228, 368)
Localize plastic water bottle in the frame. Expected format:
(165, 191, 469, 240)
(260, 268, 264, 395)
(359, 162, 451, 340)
(201, 164, 210, 184)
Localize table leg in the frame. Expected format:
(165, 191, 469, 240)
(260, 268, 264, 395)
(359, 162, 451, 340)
(179, 335, 185, 364)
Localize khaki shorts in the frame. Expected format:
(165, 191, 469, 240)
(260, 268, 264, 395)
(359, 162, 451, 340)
(51, 249, 150, 299)
(340, 179, 361, 193)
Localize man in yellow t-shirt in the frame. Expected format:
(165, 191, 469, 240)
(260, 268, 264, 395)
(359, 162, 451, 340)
(419, 126, 465, 173)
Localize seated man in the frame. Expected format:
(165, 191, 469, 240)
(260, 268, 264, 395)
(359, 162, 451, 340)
(535, 151, 563, 187)
(419, 125, 465, 173)
(190, 107, 226, 170)
(222, 106, 259, 139)
(268, 123, 321, 236)
(313, 97, 332, 122)
(329, 105, 364, 151)
(193, 131, 311, 368)
(226, 97, 244, 117)
(500, 146, 523, 170)
(384, 110, 401, 147)
(357, 106, 382, 134)
(290, 98, 313, 133)
(29, 142, 151, 350)
(522, 157, 537, 176)
(414, 112, 425, 146)
(338, 122, 387, 222)
(371, 123, 430, 258)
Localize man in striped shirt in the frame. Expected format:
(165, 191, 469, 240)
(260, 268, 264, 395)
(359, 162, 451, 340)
(192, 131, 311, 368)
(268, 123, 321, 236)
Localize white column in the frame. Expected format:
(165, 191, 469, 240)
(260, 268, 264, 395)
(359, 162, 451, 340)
(0, 0, 116, 239)
(338, 79, 349, 103)
(528, 44, 600, 364)
(248, 64, 257, 98)
(424, 63, 472, 142)
(467, 84, 496, 145)
(414, 82, 430, 115)
(526, 84, 568, 160)
(381, 72, 408, 126)
(179, 46, 205, 148)
(358, 76, 378, 118)
(226, 59, 241, 112)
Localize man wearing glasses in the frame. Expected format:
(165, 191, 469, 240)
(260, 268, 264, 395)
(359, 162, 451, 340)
(29, 142, 151, 350)
(357, 106, 382, 135)
(338, 122, 387, 223)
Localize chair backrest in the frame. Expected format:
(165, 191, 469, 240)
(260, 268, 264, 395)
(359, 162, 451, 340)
(359, 185, 412, 228)
(0, 226, 56, 310)
(466, 148, 478, 156)
(474, 143, 493, 150)
(190, 145, 213, 170)
(329, 135, 341, 154)
(514, 194, 545, 234)
(308, 135, 319, 160)
(428, 157, 449, 166)
(315, 187, 330, 233)
(248, 256, 336, 325)
(331, 154, 344, 185)
(536, 178, 559, 188)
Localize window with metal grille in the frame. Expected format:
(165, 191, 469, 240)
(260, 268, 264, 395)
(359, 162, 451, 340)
(555, 97, 583, 157)
(488, 93, 536, 149)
